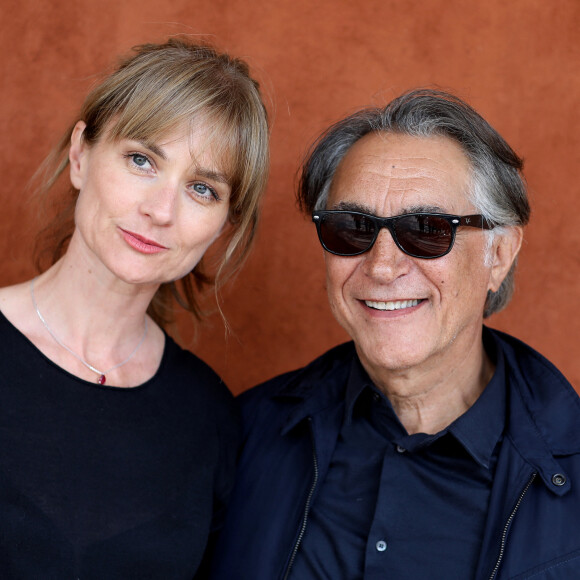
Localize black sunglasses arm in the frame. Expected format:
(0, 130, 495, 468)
(455, 215, 494, 230)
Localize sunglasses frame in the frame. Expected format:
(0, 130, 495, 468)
(312, 210, 494, 259)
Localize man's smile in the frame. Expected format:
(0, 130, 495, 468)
(364, 298, 423, 311)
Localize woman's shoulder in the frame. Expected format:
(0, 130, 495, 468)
(162, 333, 220, 379)
(0, 280, 40, 339)
(0, 281, 34, 319)
(160, 333, 235, 406)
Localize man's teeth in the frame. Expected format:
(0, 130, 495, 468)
(365, 299, 420, 311)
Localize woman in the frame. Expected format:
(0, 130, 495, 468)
(0, 38, 269, 578)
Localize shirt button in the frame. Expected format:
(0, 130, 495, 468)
(376, 540, 387, 552)
(552, 473, 567, 486)
(396, 445, 406, 453)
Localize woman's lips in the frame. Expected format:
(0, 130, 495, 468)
(120, 228, 168, 254)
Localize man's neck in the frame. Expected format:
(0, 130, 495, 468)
(358, 333, 495, 435)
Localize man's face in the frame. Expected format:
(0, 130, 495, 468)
(324, 132, 506, 378)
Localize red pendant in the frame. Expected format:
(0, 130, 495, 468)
(98, 374, 106, 385)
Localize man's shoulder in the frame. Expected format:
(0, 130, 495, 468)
(488, 326, 580, 452)
(488, 326, 573, 391)
(236, 341, 356, 428)
(241, 341, 355, 399)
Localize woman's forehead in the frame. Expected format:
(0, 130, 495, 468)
(105, 115, 237, 180)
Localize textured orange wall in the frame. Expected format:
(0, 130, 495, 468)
(1, 0, 578, 393)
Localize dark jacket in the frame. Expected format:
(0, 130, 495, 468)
(211, 328, 580, 579)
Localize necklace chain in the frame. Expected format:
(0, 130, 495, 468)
(30, 279, 148, 385)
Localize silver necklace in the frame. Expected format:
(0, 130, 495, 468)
(30, 279, 148, 385)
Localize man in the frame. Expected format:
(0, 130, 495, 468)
(211, 90, 580, 579)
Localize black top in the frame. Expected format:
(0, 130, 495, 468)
(0, 310, 240, 579)
(289, 335, 506, 579)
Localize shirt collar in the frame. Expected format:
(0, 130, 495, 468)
(344, 356, 376, 424)
(343, 336, 507, 470)
(448, 331, 506, 469)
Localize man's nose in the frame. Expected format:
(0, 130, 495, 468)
(139, 183, 178, 226)
(362, 228, 411, 280)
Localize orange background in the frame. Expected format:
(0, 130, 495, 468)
(1, 0, 578, 394)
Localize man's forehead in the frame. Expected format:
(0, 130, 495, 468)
(335, 132, 470, 176)
(328, 132, 473, 213)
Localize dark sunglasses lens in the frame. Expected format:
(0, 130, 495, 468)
(319, 213, 376, 255)
(395, 215, 453, 258)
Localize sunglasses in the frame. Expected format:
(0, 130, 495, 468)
(312, 210, 494, 259)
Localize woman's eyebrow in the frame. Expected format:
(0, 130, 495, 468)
(195, 167, 231, 185)
(133, 139, 167, 160)
(132, 139, 231, 185)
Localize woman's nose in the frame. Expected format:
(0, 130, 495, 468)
(139, 183, 178, 225)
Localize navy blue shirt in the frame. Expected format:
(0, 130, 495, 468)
(289, 339, 506, 579)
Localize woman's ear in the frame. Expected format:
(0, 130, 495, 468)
(69, 121, 88, 190)
(488, 226, 524, 293)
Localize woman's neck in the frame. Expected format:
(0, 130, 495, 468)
(0, 247, 167, 387)
(36, 258, 153, 337)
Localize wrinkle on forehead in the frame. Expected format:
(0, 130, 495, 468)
(328, 133, 473, 215)
(339, 151, 460, 184)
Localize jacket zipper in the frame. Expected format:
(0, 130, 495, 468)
(282, 417, 319, 580)
(488, 472, 536, 580)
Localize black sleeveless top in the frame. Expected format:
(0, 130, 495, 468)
(0, 311, 240, 579)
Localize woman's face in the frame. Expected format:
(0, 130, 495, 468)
(68, 120, 232, 288)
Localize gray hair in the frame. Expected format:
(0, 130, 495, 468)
(298, 89, 530, 317)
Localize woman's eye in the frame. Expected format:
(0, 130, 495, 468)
(130, 153, 150, 168)
(192, 182, 219, 200)
(124, 152, 152, 171)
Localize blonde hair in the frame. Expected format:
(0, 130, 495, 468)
(34, 38, 270, 326)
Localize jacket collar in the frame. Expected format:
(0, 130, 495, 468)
(272, 329, 580, 494)
(491, 328, 580, 495)
(275, 342, 356, 435)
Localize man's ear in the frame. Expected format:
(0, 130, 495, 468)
(69, 121, 88, 190)
(488, 226, 524, 292)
